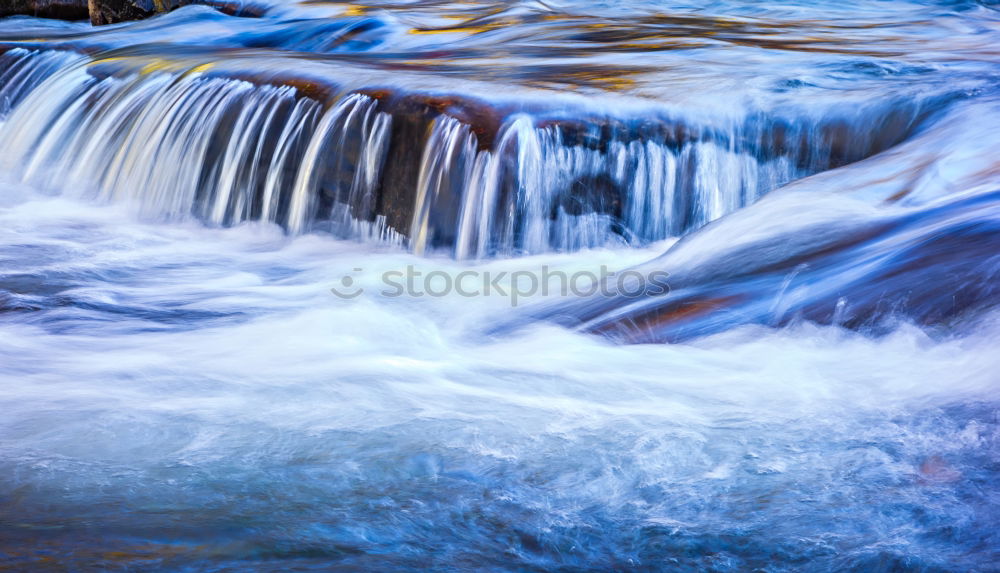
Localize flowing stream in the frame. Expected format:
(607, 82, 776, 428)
(1, 0, 999, 570)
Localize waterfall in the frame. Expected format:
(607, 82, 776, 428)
(0, 49, 83, 116)
(0, 48, 926, 258)
(0, 52, 394, 239)
(425, 107, 919, 258)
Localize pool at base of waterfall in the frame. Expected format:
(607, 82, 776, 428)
(0, 188, 997, 571)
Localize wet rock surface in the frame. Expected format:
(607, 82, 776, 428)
(0, 0, 265, 24)
(0, 0, 88, 20)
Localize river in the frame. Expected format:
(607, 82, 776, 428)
(1, 1, 998, 570)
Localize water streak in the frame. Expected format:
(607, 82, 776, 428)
(0, 58, 394, 238)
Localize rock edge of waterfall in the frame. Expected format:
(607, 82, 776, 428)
(0, 0, 265, 24)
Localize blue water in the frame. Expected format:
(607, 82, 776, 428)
(1, 192, 997, 570)
(1, 0, 999, 570)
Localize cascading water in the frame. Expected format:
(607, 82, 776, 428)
(0, 48, 81, 114)
(0, 55, 397, 239)
(1, 1, 999, 570)
(0, 47, 928, 257)
(437, 103, 924, 257)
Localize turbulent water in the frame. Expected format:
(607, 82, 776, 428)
(1, 0, 999, 570)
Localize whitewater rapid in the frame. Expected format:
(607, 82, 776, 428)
(1, 183, 998, 569)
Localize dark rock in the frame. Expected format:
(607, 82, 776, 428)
(87, 0, 158, 26)
(372, 96, 436, 236)
(0, 0, 89, 20)
(80, 0, 267, 26)
(552, 173, 623, 219)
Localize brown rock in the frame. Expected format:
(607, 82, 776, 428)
(87, 0, 156, 25)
